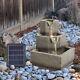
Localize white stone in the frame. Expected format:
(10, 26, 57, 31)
(10, 65, 15, 70)
(62, 68, 69, 73)
(0, 62, 7, 71)
(26, 61, 32, 66)
(33, 66, 39, 70)
(45, 69, 49, 73)
(54, 77, 64, 80)
(64, 77, 70, 80)
(21, 75, 27, 80)
(22, 72, 29, 76)
(36, 74, 42, 80)
(47, 73, 55, 79)
(0, 57, 4, 61)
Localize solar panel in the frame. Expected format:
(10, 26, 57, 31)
(7, 43, 26, 67)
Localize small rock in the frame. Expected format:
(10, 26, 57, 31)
(54, 77, 64, 80)
(45, 69, 49, 73)
(9, 71, 16, 76)
(7, 74, 13, 79)
(62, 68, 69, 73)
(73, 72, 79, 78)
(0, 65, 7, 71)
(47, 73, 55, 79)
(64, 77, 70, 80)
(69, 69, 75, 73)
(10, 65, 15, 70)
(26, 61, 32, 66)
(63, 73, 68, 77)
(72, 64, 80, 71)
(19, 68, 25, 72)
(71, 77, 77, 80)
(36, 74, 42, 80)
(26, 68, 32, 73)
(35, 69, 42, 74)
(3, 72, 8, 75)
(21, 75, 27, 80)
(0, 57, 4, 61)
(27, 74, 32, 80)
(55, 70, 63, 77)
(15, 74, 21, 80)
(41, 69, 46, 75)
(17, 71, 23, 74)
(33, 66, 39, 70)
(22, 72, 29, 76)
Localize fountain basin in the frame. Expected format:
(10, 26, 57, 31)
(36, 35, 68, 50)
(31, 47, 75, 69)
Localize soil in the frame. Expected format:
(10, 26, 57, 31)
(15, 26, 38, 38)
(73, 43, 80, 64)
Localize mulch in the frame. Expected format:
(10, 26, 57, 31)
(15, 26, 38, 38)
(74, 43, 80, 59)
(73, 43, 80, 64)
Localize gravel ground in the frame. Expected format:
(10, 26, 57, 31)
(0, 20, 80, 80)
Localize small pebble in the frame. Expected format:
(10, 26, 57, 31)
(10, 65, 15, 70)
(26, 61, 32, 66)
(69, 69, 75, 73)
(54, 77, 64, 80)
(62, 68, 69, 73)
(33, 66, 39, 70)
(47, 73, 55, 79)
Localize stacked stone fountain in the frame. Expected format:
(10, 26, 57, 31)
(31, 19, 75, 69)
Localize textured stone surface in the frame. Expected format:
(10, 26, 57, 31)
(36, 34, 68, 50)
(38, 19, 62, 35)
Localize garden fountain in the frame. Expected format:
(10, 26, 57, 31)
(31, 19, 75, 69)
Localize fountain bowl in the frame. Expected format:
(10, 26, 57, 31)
(36, 34, 68, 50)
(31, 47, 75, 69)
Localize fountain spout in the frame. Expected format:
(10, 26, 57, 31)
(50, 35, 61, 52)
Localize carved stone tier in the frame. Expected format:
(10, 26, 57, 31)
(36, 34, 68, 50)
(38, 19, 62, 35)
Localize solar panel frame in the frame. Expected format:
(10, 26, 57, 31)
(7, 43, 26, 67)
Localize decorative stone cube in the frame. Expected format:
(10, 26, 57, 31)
(38, 19, 62, 35)
(31, 47, 75, 69)
(38, 20, 49, 35)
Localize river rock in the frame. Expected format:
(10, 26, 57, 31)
(10, 65, 15, 70)
(26, 61, 32, 66)
(53, 77, 64, 80)
(47, 73, 55, 79)
(69, 69, 75, 73)
(0, 64, 7, 71)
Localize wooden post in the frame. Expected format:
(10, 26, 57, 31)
(52, 0, 55, 11)
(3, 0, 5, 29)
(19, 0, 23, 31)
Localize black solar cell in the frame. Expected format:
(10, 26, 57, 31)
(7, 43, 26, 67)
